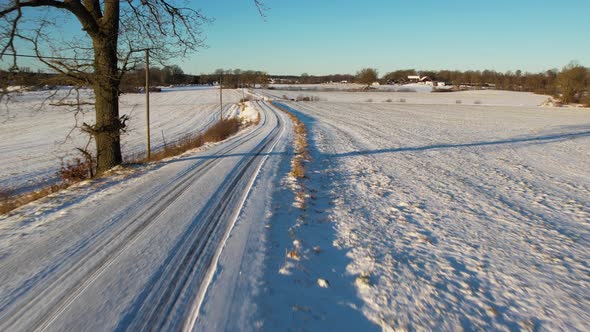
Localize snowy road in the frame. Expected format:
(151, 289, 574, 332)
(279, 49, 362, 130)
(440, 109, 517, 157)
(270, 101, 590, 330)
(0, 101, 288, 331)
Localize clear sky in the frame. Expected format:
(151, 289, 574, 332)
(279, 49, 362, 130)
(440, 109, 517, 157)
(4, 0, 590, 76)
(184, 0, 590, 75)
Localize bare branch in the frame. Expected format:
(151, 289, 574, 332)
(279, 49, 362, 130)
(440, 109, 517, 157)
(253, 0, 268, 17)
(0, 1, 100, 36)
(16, 25, 91, 86)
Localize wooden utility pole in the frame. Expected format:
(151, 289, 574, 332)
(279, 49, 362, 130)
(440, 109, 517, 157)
(219, 73, 223, 121)
(145, 49, 151, 160)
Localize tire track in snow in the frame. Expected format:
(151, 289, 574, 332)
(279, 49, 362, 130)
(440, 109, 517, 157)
(120, 102, 285, 331)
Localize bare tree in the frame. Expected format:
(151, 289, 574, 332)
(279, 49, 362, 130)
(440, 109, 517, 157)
(356, 68, 378, 88)
(1, 0, 265, 174)
(556, 61, 589, 104)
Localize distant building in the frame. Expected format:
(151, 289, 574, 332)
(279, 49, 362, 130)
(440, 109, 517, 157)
(408, 75, 435, 85)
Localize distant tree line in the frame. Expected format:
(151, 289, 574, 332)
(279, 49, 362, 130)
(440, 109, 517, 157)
(381, 62, 590, 105)
(3, 62, 589, 105)
(382, 68, 560, 94)
(200, 69, 269, 89)
(1, 67, 81, 87)
(267, 73, 356, 85)
(119, 65, 194, 92)
(2, 66, 270, 92)
(297, 73, 356, 84)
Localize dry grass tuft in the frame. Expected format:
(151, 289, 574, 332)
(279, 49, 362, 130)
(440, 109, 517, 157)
(1, 153, 93, 214)
(271, 101, 309, 180)
(296, 95, 321, 102)
(271, 101, 310, 209)
(287, 249, 301, 260)
(143, 118, 242, 162)
(59, 157, 93, 183)
(203, 118, 242, 142)
(0, 184, 66, 215)
(291, 162, 305, 179)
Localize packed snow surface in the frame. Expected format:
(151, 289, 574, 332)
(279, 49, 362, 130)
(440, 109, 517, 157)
(0, 87, 243, 193)
(263, 99, 589, 330)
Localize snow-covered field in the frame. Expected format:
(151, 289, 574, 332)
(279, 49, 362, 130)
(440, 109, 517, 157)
(269, 83, 434, 93)
(264, 88, 548, 106)
(0, 86, 244, 193)
(258, 98, 590, 330)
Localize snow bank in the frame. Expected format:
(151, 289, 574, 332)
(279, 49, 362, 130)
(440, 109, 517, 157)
(239, 102, 260, 124)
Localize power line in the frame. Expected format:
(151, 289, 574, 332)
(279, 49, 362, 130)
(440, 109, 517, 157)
(1, 53, 144, 62)
(1, 52, 94, 61)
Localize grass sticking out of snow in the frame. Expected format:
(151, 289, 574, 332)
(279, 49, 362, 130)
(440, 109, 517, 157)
(271, 101, 309, 182)
(0, 185, 66, 215)
(139, 118, 243, 163)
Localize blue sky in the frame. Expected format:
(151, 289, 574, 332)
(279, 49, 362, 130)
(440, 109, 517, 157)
(186, 0, 590, 75)
(4, 0, 590, 75)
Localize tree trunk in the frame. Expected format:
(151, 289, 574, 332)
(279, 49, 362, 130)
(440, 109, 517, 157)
(92, 53, 122, 174)
(92, 3, 122, 174)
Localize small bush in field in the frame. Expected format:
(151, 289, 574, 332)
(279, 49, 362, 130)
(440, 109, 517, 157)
(60, 158, 93, 183)
(295, 95, 320, 102)
(385, 99, 392, 102)
(474, 100, 482, 105)
(203, 118, 241, 142)
(239, 97, 250, 103)
(456, 99, 462, 104)
(144, 118, 243, 162)
(399, 98, 406, 103)
(365, 98, 373, 102)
